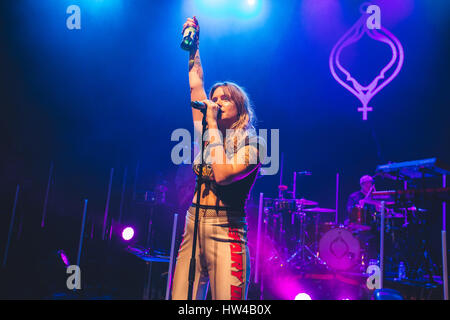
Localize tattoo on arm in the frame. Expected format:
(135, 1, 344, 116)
(189, 51, 203, 81)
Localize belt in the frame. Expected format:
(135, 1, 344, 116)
(189, 203, 245, 217)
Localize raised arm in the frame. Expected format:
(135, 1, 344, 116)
(183, 17, 207, 134)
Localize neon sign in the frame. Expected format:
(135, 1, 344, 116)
(329, 3, 404, 120)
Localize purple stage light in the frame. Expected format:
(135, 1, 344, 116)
(300, 0, 346, 44)
(122, 227, 135, 241)
(57, 249, 70, 267)
(294, 292, 312, 300)
(329, 2, 404, 120)
(372, 0, 414, 27)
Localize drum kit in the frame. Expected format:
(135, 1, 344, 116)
(257, 158, 449, 301)
(261, 184, 412, 274)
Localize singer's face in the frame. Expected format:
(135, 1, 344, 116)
(211, 87, 238, 127)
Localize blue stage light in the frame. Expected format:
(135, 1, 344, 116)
(247, 0, 257, 8)
(188, 0, 266, 20)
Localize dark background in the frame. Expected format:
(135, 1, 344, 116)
(0, 0, 448, 299)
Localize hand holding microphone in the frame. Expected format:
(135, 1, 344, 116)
(191, 100, 222, 124)
(191, 101, 207, 111)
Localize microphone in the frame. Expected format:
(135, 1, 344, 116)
(191, 101, 222, 118)
(191, 101, 207, 111)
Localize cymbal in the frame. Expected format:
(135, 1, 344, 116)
(362, 199, 395, 206)
(348, 223, 372, 232)
(295, 198, 319, 206)
(406, 206, 427, 212)
(386, 212, 405, 219)
(302, 207, 336, 213)
(271, 198, 319, 206)
(361, 199, 382, 206)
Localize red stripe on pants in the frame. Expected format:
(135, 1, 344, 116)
(229, 228, 244, 300)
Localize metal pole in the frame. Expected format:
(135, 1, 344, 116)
(379, 201, 385, 289)
(442, 174, 448, 300)
(165, 213, 179, 300)
(102, 168, 114, 240)
(146, 208, 153, 248)
(17, 211, 24, 241)
(3, 185, 20, 268)
(90, 217, 94, 239)
(76, 199, 88, 267)
(255, 193, 264, 284)
(404, 181, 408, 227)
(278, 152, 284, 198)
(133, 161, 140, 201)
(41, 161, 54, 228)
(335, 173, 339, 225)
(261, 211, 267, 300)
(293, 172, 297, 199)
(143, 262, 153, 300)
(118, 167, 128, 224)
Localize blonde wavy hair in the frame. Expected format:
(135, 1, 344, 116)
(209, 81, 256, 131)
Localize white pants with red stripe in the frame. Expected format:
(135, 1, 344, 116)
(171, 209, 250, 300)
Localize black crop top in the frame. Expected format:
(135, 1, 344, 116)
(192, 129, 264, 211)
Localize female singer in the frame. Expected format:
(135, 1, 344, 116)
(172, 17, 264, 300)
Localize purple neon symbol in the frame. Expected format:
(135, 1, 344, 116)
(329, 2, 404, 120)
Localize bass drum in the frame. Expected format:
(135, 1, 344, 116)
(319, 227, 361, 271)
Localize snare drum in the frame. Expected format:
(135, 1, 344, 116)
(319, 222, 336, 235)
(348, 206, 372, 232)
(319, 227, 361, 271)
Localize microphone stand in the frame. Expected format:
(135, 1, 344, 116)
(187, 109, 207, 300)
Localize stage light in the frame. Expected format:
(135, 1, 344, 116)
(121, 227, 135, 241)
(294, 293, 312, 300)
(57, 249, 71, 267)
(240, 0, 263, 17)
(186, 0, 267, 25)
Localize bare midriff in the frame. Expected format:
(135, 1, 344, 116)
(191, 181, 226, 207)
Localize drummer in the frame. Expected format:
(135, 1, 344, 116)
(345, 175, 383, 264)
(344, 175, 380, 227)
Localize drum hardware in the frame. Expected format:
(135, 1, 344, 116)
(292, 170, 312, 200)
(287, 239, 327, 267)
(273, 198, 297, 212)
(277, 184, 289, 199)
(302, 207, 336, 213)
(295, 198, 319, 207)
(271, 198, 319, 213)
(262, 186, 337, 269)
(260, 159, 449, 298)
(264, 168, 439, 275)
(286, 210, 330, 267)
